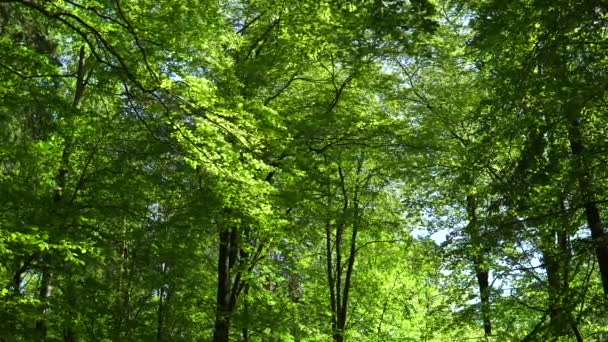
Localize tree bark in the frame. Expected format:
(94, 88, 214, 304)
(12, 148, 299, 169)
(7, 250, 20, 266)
(541, 197, 580, 340)
(241, 283, 250, 342)
(325, 165, 367, 342)
(466, 196, 492, 336)
(337, 189, 360, 342)
(328, 168, 350, 342)
(333, 221, 345, 342)
(12, 258, 31, 295)
(214, 229, 233, 342)
(63, 277, 78, 342)
(542, 242, 565, 337)
(325, 223, 338, 338)
(35, 264, 51, 341)
(157, 286, 164, 342)
(567, 115, 608, 295)
(214, 225, 250, 342)
(583, 202, 608, 294)
(212, 213, 268, 341)
(56, 45, 87, 342)
(571, 321, 584, 342)
(13, 264, 21, 295)
(63, 327, 77, 342)
(474, 263, 492, 336)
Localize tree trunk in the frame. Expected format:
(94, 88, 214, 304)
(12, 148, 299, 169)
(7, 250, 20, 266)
(567, 116, 608, 295)
(63, 327, 77, 342)
(325, 223, 338, 339)
(12, 266, 21, 295)
(112, 240, 131, 341)
(337, 191, 360, 342)
(240, 243, 253, 342)
(333, 221, 345, 342)
(558, 229, 582, 342)
(241, 284, 249, 342)
(583, 202, 608, 294)
(571, 321, 584, 342)
(63, 276, 78, 342)
(541, 201, 580, 340)
(55, 46, 88, 342)
(213, 213, 263, 342)
(542, 243, 565, 337)
(466, 196, 492, 336)
(214, 229, 232, 342)
(35, 264, 51, 341)
(12, 258, 31, 295)
(474, 262, 492, 336)
(325, 166, 366, 342)
(241, 328, 249, 342)
(157, 287, 164, 342)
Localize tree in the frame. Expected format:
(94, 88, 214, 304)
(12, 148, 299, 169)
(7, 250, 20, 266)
(5, 0, 608, 341)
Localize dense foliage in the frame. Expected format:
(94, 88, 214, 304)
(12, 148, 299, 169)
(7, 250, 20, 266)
(1, 0, 608, 341)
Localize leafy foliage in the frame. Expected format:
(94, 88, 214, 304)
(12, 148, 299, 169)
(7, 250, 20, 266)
(2, 0, 608, 341)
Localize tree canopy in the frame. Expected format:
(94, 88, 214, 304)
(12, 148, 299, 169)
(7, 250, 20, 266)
(2, 0, 608, 341)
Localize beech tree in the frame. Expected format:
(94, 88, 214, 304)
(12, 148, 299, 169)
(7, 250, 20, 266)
(2, 0, 608, 341)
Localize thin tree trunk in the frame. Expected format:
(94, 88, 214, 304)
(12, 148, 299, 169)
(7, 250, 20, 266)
(63, 327, 77, 342)
(474, 262, 492, 336)
(214, 229, 232, 342)
(57, 45, 88, 342)
(157, 287, 164, 342)
(558, 227, 582, 342)
(241, 283, 249, 342)
(239, 228, 251, 342)
(583, 202, 608, 294)
(213, 212, 263, 342)
(13, 266, 21, 295)
(466, 196, 492, 336)
(36, 45, 88, 341)
(325, 223, 338, 337)
(542, 196, 579, 340)
(333, 167, 352, 342)
(336, 225, 358, 342)
(113, 239, 130, 341)
(63, 277, 78, 342)
(336, 189, 360, 342)
(334, 222, 345, 342)
(35, 264, 51, 341)
(542, 243, 565, 337)
(571, 321, 583, 342)
(567, 116, 608, 295)
(12, 258, 31, 295)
